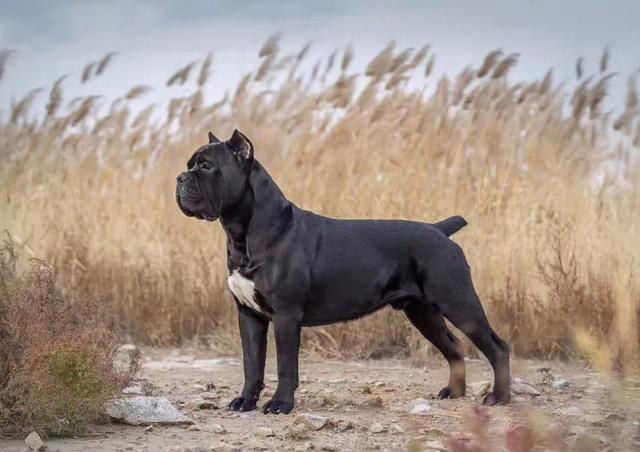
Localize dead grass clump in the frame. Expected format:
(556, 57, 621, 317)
(0, 237, 126, 436)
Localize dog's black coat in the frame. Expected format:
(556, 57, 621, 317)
(176, 130, 511, 414)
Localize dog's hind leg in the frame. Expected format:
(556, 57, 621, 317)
(404, 300, 466, 399)
(437, 287, 511, 405)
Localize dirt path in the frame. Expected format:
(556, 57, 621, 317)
(2, 348, 639, 451)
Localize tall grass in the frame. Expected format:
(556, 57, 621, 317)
(1, 38, 639, 366)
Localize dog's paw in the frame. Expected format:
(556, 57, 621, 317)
(228, 396, 258, 412)
(437, 386, 464, 399)
(482, 392, 509, 406)
(262, 399, 293, 415)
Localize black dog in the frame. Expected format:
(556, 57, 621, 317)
(176, 130, 511, 414)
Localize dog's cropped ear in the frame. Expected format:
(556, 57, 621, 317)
(227, 129, 254, 161)
(208, 131, 221, 144)
(187, 151, 198, 169)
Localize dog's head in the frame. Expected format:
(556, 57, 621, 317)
(176, 129, 254, 222)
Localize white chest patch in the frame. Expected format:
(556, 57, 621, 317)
(227, 270, 266, 315)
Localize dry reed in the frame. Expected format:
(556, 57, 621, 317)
(1, 39, 639, 367)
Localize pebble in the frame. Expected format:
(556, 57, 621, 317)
(210, 423, 227, 434)
(468, 380, 491, 397)
(256, 426, 275, 437)
(289, 423, 311, 440)
(572, 432, 603, 451)
(552, 378, 570, 390)
(191, 399, 217, 410)
(401, 398, 432, 415)
(334, 420, 354, 433)
(390, 424, 405, 434)
(605, 412, 626, 421)
(211, 442, 240, 452)
(294, 413, 330, 431)
(511, 379, 541, 396)
(370, 422, 386, 433)
(558, 406, 583, 416)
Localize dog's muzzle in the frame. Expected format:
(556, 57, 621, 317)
(177, 173, 201, 201)
(176, 173, 218, 221)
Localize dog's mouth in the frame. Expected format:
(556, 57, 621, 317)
(176, 182, 218, 222)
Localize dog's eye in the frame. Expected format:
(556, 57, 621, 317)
(201, 163, 212, 170)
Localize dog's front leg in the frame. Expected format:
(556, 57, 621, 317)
(262, 311, 302, 414)
(228, 306, 268, 412)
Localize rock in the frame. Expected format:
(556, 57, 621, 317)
(320, 444, 339, 451)
(256, 426, 275, 437)
(105, 397, 193, 425)
(192, 384, 207, 392)
(468, 381, 491, 397)
(187, 424, 200, 431)
(366, 396, 383, 408)
(122, 385, 146, 395)
(558, 406, 583, 416)
(362, 386, 372, 394)
(25, 431, 45, 451)
(211, 423, 227, 434)
(319, 378, 346, 384)
(191, 398, 217, 410)
(552, 378, 570, 390)
(400, 398, 432, 415)
(400, 398, 426, 412)
(201, 392, 219, 401)
(295, 442, 314, 452)
(572, 432, 603, 451)
(247, 438, 270, 450)
(370, 422, 386, 433)
(373, 381, 385, 387)
(583, 414, 606, 427)
(143, 425, 153, 433)
(511, 379, 541, 396)
(334, 420, 354, 433)
(410, 403, 432, 415)
(294, 413, 330, 431)
(211, 442, 240, 452)
(122, 381, 154, 396)
(424, 439, 446, 450)
(289, 422, 311, 440)
(390, 423, 405, 434)
(605, 412, 626, 421)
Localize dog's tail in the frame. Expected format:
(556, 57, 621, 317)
(432, 215, 468, 237)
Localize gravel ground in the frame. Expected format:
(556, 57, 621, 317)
(2, 347, 639, 451)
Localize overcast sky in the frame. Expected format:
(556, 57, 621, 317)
(1, 0, 639, 117)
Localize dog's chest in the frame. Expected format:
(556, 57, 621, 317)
(227, 270, 268, 316)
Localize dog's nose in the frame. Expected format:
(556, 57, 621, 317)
(177, 174, 186, 183)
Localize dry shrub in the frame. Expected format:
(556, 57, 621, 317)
(1, 39, 639, 364)
(0, 236, 126, 436)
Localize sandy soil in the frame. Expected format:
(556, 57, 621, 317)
(1, 348, 639, 451)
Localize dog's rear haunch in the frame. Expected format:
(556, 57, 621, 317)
(176, 130, 510, 414)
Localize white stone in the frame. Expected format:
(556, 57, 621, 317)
(511, 379, 541, 396)
(468, 380, 491, 397)
(105, 397, 193, 425)
(294, 413, 330, 430)
(256, 426, 275, 437)
(552, 378, 570, 390)
(25, 432, 45, 451)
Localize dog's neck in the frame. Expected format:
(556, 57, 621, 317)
(220, 160, 292, 260)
